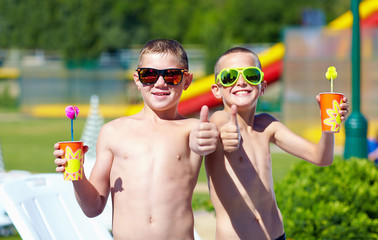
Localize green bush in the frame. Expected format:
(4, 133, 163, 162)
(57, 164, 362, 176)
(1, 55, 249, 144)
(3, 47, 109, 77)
(275, 157, 378, 239)
(192, 193, 214, 212)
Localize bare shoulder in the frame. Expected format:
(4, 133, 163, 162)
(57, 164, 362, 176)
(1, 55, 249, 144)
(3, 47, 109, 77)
(180, 116, 198, 124)
(254, 113, 282, 131)
(255, 113, 278, 124)
(100, 116, 137, 134)
(209, 110, 229, 127)
(176, 117, 199, 132)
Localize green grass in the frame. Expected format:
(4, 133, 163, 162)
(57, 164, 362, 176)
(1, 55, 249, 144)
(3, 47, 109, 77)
(271, 152, 302, 182)
(0, 117, 301, 177)
(0, 118, 87, 173)
(0, 116, 301, 239)
(0, 234, 20, 240)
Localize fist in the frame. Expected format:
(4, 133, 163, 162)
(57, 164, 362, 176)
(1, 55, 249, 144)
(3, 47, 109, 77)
(316, 95, 349, 122)
(220, 105, 240, 153)
(190, 106, 219, 155)
(53, 142, 88, 173)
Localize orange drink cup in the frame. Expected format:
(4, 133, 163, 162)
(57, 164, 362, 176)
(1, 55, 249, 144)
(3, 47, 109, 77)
(320, 92, 344, 133)
(59, 141, 84, 181)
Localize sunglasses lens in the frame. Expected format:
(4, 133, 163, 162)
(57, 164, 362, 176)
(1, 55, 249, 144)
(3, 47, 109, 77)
(244, 68, 261, 84)
(164, 69, 183, 85)
(220, 69, 238, 86)
(139, 69, 158, 84)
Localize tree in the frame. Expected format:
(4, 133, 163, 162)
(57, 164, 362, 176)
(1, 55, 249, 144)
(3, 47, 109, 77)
(0, 0, 351, 70)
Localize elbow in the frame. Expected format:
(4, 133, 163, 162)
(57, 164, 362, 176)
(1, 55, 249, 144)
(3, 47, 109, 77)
(77, 200, 106, 218)
(83, 209, 103, 218)
(316, 158, 334, 167)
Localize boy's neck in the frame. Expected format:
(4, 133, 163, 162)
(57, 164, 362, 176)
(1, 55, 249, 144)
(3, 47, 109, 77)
(225, 105, 256, 127)
(140, 106, 183, 121)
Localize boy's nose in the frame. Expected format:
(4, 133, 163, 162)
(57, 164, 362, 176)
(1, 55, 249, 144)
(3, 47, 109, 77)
(155, 75, 167, 86)
(236, 74, 247, 86)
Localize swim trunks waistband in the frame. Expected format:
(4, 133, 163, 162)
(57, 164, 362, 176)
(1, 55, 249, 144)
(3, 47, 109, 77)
(275, 233, 286, 240)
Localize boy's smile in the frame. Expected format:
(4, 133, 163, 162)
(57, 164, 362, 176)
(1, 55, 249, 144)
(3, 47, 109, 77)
(233, 89, 252, 96)
(151, 89, 171, 100)
(226, 83, 260, 110)
(152, 91, 170, 96)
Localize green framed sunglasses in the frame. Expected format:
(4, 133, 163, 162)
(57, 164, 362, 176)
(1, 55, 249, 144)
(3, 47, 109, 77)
(216, 67, 264, 87)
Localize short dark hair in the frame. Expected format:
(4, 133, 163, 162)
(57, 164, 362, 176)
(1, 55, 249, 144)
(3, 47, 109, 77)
(138, 39, 189, 70)
(214, 47, 261, 77)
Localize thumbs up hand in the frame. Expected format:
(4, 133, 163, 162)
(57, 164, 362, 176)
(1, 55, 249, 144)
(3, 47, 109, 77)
(190, 105, 219, 156)
(220, 105, 240, 153)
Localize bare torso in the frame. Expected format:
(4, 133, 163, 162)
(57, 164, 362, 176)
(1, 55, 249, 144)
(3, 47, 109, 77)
(206, 114, 284, 240)
(96, 115, 202, 240)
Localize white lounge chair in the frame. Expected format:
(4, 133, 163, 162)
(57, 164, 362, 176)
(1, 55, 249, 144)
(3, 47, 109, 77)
(0, 173, 113, 240)
(0, 170, 31, 236)
(0, 173, 202, 240)
(0, 204, 13, 236)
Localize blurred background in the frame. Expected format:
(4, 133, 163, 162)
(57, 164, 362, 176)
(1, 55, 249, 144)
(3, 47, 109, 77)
(1, 0, 378, 163)
(1, 0, 378, 239)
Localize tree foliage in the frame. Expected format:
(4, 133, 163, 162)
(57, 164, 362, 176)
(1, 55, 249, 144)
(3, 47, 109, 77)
(275, 158, 378, 239)
(0, 0, 350, 70)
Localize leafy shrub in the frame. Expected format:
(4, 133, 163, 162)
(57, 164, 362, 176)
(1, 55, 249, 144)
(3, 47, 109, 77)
(192, 193, 214, 212)
(275, 157, 378, 239)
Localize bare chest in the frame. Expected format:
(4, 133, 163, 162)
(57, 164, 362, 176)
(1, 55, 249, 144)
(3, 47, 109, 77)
(113, 127, 189, 159)
(221, 132, 273, 190)
(108, 124, 198, 184)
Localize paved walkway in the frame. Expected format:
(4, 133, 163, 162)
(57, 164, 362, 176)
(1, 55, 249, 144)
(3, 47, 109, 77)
(193, 182, 216, 240)
(194, 210, 215, 240)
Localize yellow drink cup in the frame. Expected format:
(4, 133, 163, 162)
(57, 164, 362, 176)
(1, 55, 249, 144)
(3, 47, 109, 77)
(59, 141, 84, 181)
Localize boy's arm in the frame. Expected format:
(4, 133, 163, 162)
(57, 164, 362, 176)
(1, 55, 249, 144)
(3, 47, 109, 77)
(53, 125, 113, 217)
(74, 124, 113, 217)
(190, 105, 219, 155)
(272, 123, 335, 166)
(272, 95, 349, 166)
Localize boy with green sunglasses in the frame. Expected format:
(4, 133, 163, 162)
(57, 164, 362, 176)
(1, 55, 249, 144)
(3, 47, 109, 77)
(206, 47, 349, 239)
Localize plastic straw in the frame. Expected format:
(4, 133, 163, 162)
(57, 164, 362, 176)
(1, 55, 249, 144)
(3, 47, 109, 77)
(331, 78, 334, 93)
(71, 118, 74, 141)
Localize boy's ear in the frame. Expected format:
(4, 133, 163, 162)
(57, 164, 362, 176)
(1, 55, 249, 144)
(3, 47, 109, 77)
(211, 84, 222, 99)
(183, 72, 193, 90)
(133, 71, 142, 90)
(260, 80, 267, 96)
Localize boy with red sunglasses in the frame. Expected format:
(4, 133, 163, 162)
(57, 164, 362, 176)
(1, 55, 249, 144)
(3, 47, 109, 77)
(206, 47, 349, 240)
(54, 39, 218, 239)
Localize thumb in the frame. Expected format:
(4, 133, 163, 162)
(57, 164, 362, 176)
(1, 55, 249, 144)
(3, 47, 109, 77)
(83, 145, 89, 154)
(229, 105, 238, 125)
(200, 105, 209, 123)
(315, 94, 321, 108)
